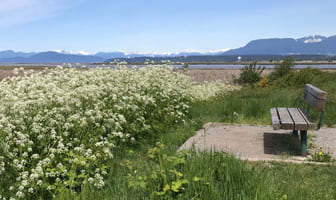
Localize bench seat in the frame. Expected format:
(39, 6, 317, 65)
(269, 84, 326, 156)
(270, 107, 316, 131)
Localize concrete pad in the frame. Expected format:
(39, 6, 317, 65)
(179, 123, 336, 162)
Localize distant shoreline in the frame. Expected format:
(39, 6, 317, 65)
(94, 61, 336, 65)
(0, 61, 336, 70)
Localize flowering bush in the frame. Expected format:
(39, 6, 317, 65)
(255, 76, 269, 88)
(0, 64, 236, 199)
(190, 81, 239, 101)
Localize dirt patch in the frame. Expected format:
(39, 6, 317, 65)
(179, 123, 336, 162)
(0, 70, 17, 81)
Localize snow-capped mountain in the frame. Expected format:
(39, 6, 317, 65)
(224, 35, 336, 55)
(94, 49, 229, 59)
(1, 35, 336, 63)
(296, 35, 327, 44)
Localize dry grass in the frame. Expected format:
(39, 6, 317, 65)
(0, 70, 17, 81)
(179, 69, 272, 83)
(180, 68, 336, 83)
(1, 67, 335, 83)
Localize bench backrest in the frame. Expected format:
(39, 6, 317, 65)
(304, 84, 327, 111)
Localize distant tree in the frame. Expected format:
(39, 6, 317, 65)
(269, 57, 295, 81)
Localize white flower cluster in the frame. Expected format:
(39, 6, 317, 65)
(0, 64, 237, 199)
(190, 81, 239, 101)
(0, 65, 195, 199)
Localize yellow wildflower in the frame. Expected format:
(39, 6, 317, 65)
(163, 184, 170, 192)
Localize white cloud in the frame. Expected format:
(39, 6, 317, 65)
(0, 0, 83, 26)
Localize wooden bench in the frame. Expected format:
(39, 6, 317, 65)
(270, 84, 327, 156)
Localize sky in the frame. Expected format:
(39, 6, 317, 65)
(0, 0, 336, 54)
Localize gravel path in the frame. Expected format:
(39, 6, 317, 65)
(311, 128, 336, 157)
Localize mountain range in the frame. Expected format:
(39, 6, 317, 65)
(223, 35, 336, 55)
(0, 50, 228, 63)
(1, 35, 336, 63)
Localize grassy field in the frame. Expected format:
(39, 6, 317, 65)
(1, 65, 336, 199)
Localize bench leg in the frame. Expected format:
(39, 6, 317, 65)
(293, 130, 298, 137)
(300, 131, 307, 156)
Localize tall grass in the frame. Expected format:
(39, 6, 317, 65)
(190, 87, 303, 125)
(52, 119, 336, 200)
(191, 83, 336, 126)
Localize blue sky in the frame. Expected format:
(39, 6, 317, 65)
(1, 0, 335, 54)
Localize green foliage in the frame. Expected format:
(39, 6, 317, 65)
(255, 76, 270, 88)
(234, 61, 265, 85)
(272, 67, 324, 88)
(48, 117, 336, 200)
(122, 142, 193, 199)
(182, 63, 189, 72)
(311, 147, 333, 162)
(265, 162, 336, 200)
(118, 144, 281, 200)
(191, 87, 301, 125)
(191, 80, 336, 127)
(269, 57, 295, 82)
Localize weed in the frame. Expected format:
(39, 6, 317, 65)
(311, 147, 333, 162)
(269, 57, 295, 82)
(255, 76, 270, 88)
(234, 61, 265, 85)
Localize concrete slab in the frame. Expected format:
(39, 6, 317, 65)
(178, 123, 336, 162)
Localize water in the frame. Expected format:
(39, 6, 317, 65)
(1, 63, 336, 69)
(173, 64, 336, 69)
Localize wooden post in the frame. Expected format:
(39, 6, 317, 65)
(293, 130, 298, 137)
(300, 131, 307, 156)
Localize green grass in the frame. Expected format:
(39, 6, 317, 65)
(190, 87, 302, 125)
(265, 162, 336, 200)
(52, 119, 336, 200)
(190, 83, 336, 127)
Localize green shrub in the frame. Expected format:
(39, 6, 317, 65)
(255, 76, 270, 88)
(234, 61, 265, 85)
(272, 67, 324, 88)
(269, 57, 295, 82)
